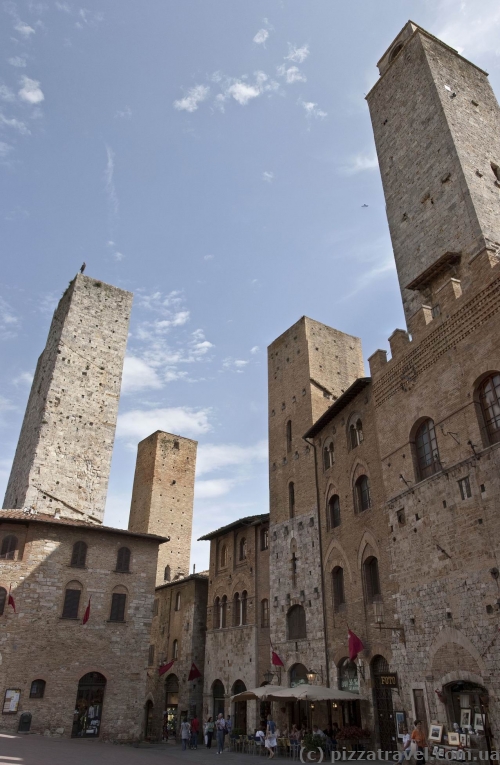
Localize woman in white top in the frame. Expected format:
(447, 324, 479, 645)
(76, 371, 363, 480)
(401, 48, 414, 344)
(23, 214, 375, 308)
(265, 714, 277, 759)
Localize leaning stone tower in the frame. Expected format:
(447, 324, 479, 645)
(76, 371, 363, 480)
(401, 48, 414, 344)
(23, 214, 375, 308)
(3, 273, 132, 523)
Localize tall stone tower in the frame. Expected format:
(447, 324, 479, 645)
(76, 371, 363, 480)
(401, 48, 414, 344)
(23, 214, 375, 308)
(3, 274, 132, 523)
(367, 22, 500, 323)
(268, 317, 364, 680)
(128, 431, 197, 586)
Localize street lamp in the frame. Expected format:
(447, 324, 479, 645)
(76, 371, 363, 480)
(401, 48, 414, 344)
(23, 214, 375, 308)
(263, 670, 275, 685)
(306, 667, 324, 684)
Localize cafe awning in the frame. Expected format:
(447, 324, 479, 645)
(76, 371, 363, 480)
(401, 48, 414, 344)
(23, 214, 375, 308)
(231, 685, 363, 702)
(231, 685, 287, 702)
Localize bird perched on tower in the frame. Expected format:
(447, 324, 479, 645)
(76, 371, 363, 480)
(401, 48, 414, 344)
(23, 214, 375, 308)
(80, 262, 86, 274)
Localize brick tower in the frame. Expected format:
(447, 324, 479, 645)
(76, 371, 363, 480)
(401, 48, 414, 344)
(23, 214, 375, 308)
(367, 22, 500, 323)
(128, 431, 197, 586)
(268, 317, 364, 682)
(3, 274, 132, 523)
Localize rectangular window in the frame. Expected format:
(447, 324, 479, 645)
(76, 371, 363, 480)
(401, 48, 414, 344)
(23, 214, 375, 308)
(148, 645, 155, 666)
(110, 593, 126, 622)
(62, 588, 81, 619)
(458, 476, 472, 500)
(261, 528, 269, 551)
(153, 598, 159, 616)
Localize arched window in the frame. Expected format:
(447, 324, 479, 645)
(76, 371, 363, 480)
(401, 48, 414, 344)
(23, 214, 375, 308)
(261, 598, 269, 627)
(332, 566, 345, 611)
(328, 495, 341, 529)
(349, 419, 364, 450)
(241, 590, 247, 625)
(30, 679, 46, 698)
(110, 587, 127, 622)
(164, 565, 171, 582)
(288, 482, 295, 518)
(175, 592, 181, 611)
(338, 658, 359, 693)
(239, 537, 247, 561)
(323, 442, 334, 471)
(415, 418, 440, 479)
(478, 373, 500, 445)
(212, 680, 225, 719)
(286, 420, 292, 452)
(389, 42, 404, 62)
(70, 541, 87, 568)
(364, 556, 381, 603)
(0, 535, 18, 560)
(289, 663, 308, 687)
(0, 587, 7, 616)
(354, 475, 371, 512)
(233, 592, 241, 626)
(287, 604, 306, 640)
(220, 545, 228, 568)
(62, 581, 82, 619)
(173, 639, 178, 659)
(221, 595, 227, 628)
(116, 547, 130, 573)
(214, 597, 221, 629)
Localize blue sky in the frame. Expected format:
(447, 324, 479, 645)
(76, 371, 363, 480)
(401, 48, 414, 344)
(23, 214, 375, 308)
(1, 0, 500, 571)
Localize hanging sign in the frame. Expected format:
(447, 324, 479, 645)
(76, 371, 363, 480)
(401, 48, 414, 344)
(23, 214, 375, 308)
(379, 673, 399, 688)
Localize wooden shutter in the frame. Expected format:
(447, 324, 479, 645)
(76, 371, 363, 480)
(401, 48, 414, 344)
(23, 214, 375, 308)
(110, 592, 126, 621)
(62, 588, 81, 618)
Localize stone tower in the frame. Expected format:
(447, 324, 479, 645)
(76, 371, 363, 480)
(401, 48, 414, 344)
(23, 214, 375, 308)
(128, 431, 197, 586)
(3, 274, 132, 523)
(367, 21, 500, 323)
(268, 317, 364, 680)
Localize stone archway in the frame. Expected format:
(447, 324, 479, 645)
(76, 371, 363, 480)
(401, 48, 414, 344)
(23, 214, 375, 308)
(71, 672, 106, 738)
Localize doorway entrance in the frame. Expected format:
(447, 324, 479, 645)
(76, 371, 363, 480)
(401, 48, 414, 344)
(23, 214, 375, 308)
(72, 672, 106, 738)
(165, 674, 179, 738)
(145, 700, 154, 740)
(371, 656, 396, 753)
(232, 680, 247, 733)
(213, 680, 225, 719)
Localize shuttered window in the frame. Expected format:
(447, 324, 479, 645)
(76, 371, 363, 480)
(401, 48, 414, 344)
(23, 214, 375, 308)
(116, 547, 130, 572)
(148, 645, 155, 666)
(0, 535, 18, 560)
(110, 592, 126, 622)
(332, 567, 345, 610)
(70, 541, 87, 568)
(62, 588, 81, 619)
(287, 604, 306, 640)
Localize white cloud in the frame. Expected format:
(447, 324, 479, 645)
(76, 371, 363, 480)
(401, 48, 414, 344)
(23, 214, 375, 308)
(117, 406, 212, 442)
(433, 0, 500, 57)
(340, 152, 379, 175)
(174, 85, 210, 113)
(285, 44, 309, 63)
(39, 291, 59, 315)
(76, 8, 104, 28)
(0, 297, 19, 339)
(18, 76, 44, 105)
(104, 145, 118, 217)
(121, 356, 163, 394)
(196, 440, 267, 476)
(204, 254, 214, 261)
(115, 106, 132, 119)
(277, 64, 306, 84)
(14, 21, 36, 38)
(12, 371, 33, 386)
(253, 28, 269, 45)
(226, 82, 261, 106)
(8, 57, 27, 68)
(223, 357, 249, 373)
(215, 71, 279, 111)
(0, 142, 13, 159)
(262, 171, 274, 183)
(300, 100, 327, 119)
(113, 251, 124, 261)
(0, 114, 30, 134)
(194, 478, 236, 499)
(55, 2, 71, 11)
(0, 86, 15, 102)
(250, 346, 259, 354)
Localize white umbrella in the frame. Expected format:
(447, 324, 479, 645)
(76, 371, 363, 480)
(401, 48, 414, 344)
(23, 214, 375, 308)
(230, 685, 287, 702)
(264, 686, 363, 702)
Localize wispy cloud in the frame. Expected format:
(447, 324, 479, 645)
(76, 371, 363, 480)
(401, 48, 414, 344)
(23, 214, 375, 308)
(250, 346, 259, 354)
(55, 1, 71, 11)
(204, 254, 214, 261)
(12, 371, 33, 386)
(0, 141, 13, 160)
(340, 151, 378, 176)
(253, 28, 269, 45)
(75, 8, 104, 29)
(104, 145, 118, 219)
(121, 356, 163, 394)
(277, 64, 306, 84)
(117, 406, 212, 443)
(0, 297, 19, 339)
(114, 106, 132, 119)
(285, 44, 310, 63)
(262, 171, 274, 183)
(18, 76, 44, 105)
(300, 100, 327, 120)
(195, 478, 236, 499)
(174, 85, 210, 113)
(432, 0, 500, 56)
(8, 57, 27, 68)
(0, 86, 15, 103)
(14, 21, 36, 38)
(215, 71, 279, 110)
(0, 113, 30, 134)
(196, 440, 267, 476)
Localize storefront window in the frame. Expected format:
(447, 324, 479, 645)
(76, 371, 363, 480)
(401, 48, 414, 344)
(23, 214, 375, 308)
(338, 658, 359, 693)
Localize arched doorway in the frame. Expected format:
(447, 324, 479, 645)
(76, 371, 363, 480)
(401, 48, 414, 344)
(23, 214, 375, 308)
(338, 658, 361, 727)
(289, 663, 308, 687)
(289, 664, 309, 729)
(72, 672, 106, 738)
(232, 680, 247, 734)
(165, 674, 179, 738)
(371, 656, 396, 753)
(213, 680, 225, 719)
(145, 699, 154, 740)
(443, 681, 489, 737)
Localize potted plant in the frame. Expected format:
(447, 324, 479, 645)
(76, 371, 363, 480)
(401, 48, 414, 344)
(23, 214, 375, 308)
(338, 726, 371, 752)
(303, 733, 326, 753)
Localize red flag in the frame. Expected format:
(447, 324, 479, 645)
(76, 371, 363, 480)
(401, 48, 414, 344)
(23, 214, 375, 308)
(82, 597, 91, 625)
(7, 586, 15, 613)
(348, 629, 364, 662)
(158, 659, 175, 677)
(188, 663, 201, 681)
(272, 651, 284, 667)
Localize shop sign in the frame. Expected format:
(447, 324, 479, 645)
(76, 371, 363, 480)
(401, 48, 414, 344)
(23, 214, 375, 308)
(379, 673, 399, 688)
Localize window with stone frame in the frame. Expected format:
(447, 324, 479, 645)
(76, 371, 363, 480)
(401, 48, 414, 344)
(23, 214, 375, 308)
(261, 598, 269, 628)
(323, 441, 335, 471)
(29, 679, 46, 699)
(288, 481, 295, 518)
(364, 556, 381, 603)
(241, 590, 248, 625)
(287, 604, 307, 640)
(332, 566, 346, 611)
(239, 537, 247, 561)
(70, 540, 87, 568)
(328, 495, 341, 529)
(220, 544, 228, 568)
(110, 590, 127, 622)
(286, 419, 292, 452)
(0, 534, 18, 560)
(62, 582, 82, 619)
(173, 639, 178, 659)
(116, 546, 130, 573)
(175, 591, 181, 611)
(414, 418, 441, 480)
(148, 645, 155, 666)
(164, 565, 171, 582)
(349, 419, 364, 450)
(214, 597, 221, 629)
(233, 592, 241, 626)
(221, 595, 227, 628)
(260, 527, 269, 551)
(354, 475, 371, 513)
(478, 373, 500, 445)
(338, 659, 359, 693)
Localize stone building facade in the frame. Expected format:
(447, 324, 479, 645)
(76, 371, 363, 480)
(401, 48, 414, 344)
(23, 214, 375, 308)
(0, 511, 163, 740)
(199, 515, 270, 733)
(3, 274, 132, 524)
(128, 431, 197, 586)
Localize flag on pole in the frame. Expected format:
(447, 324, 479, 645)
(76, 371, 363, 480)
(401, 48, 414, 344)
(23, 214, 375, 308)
(7, 585, 16, 613)
(348, 629, 364, 662)
(188, 663, 202, 681)
(158, 659, 175, 677)
(82, 597, 91, 625)
(270, 640, 284, 667)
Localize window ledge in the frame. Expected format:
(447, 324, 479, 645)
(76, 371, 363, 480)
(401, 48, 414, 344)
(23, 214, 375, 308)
(107, 619, 127, 624)
(68, 565, 87, 570)
(59, 616, 80, 621)
(114, 569, 131, 574)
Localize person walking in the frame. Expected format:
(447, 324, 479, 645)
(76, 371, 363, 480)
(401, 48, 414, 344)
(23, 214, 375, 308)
(398, 727, 411, 764)
(190, 714, 199, 749)
(225, 714, 232, 750)
(411, 720, 427, 764)
(216, 712, 226, 754)
(265, 713, 277, 759)
(180, 718, 191, 751)
(204, 716, 214, 749)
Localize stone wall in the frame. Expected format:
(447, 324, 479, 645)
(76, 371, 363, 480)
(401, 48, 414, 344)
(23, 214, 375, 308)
(3, 274, 132, 524)
(0, 512, 160, 741)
